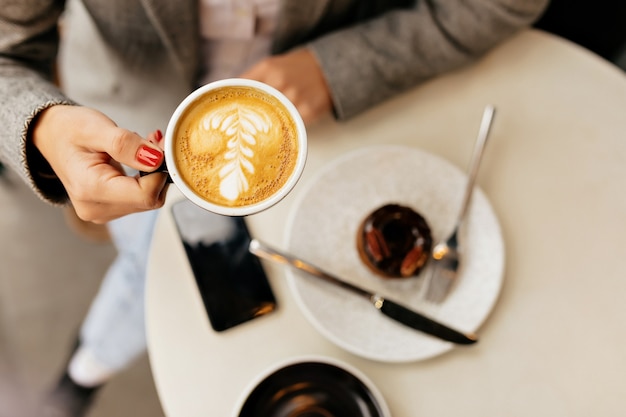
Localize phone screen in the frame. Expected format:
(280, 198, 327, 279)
(171, 199, 277, 332)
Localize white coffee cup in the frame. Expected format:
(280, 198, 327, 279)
(163, 78, 307, 216)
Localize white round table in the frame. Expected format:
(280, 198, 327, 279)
(146, 30, 626, 417)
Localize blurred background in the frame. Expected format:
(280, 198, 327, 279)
(0, 167, 164, 417)
(1, 1, 625, 416)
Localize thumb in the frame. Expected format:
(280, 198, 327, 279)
(106, 129, 165, 172)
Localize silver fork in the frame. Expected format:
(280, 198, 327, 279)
(424, 105, 496, 303)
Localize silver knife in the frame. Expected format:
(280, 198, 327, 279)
(249, 239, 477, 345)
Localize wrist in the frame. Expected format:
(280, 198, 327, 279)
(30, 104, 71, 154)
(25, 104, 73, 202)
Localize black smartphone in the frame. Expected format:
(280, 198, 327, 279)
(171, 199, 277, 332)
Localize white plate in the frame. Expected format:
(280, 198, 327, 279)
(284, 145, 505, 362)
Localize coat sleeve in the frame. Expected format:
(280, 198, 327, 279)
(0, 1, 74, 204)
(307, 0, 549, 120)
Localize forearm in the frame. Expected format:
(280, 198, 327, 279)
(0, 0, 72, 203)
(0, 60, 75, 204)
(308, 0, 549, 120)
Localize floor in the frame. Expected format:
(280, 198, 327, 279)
(0, 169, 164, 417)
(1, 39, 625, 417)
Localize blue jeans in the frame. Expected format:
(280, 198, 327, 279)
(79, 209, 158, 371)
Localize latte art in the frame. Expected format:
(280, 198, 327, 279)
(206, 104, 271, 201)
(173, 86, 300, 208)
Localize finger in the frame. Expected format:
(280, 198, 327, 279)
(74, 175, 167, 223)
(239, 59, 277, 85)
(71, 170, 168, 222)
(104, 128, 165, 173)
(295, 104, 316, 125)
(147, 129, 164, 145)
(73, 201, 127, 224)
(107, 170, 168, 209)
(75, 199, 160, 224)
(138, 171, 169, 208)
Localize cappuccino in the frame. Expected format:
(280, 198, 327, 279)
(172, 85, 301, 209)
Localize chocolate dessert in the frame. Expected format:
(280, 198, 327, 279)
(357, 204, 432, 278)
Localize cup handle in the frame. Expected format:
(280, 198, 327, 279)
(139, 160, 173, 183)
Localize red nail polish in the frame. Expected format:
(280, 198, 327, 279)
(155, 130, 163, 142)
(137, 145, 163, 167)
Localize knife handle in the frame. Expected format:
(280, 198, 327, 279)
(374, 296, 478, 345)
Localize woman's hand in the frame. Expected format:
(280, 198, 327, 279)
(31, 105, 169, 223)
(240, 48, 333, 125)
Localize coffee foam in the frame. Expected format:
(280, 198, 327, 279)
(174, 86, 299, 207)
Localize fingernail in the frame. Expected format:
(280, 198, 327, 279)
(136, 145, 163, 167)
(155, 130, 163, 142)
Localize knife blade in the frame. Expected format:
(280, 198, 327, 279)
(249, 239, 477, 345)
